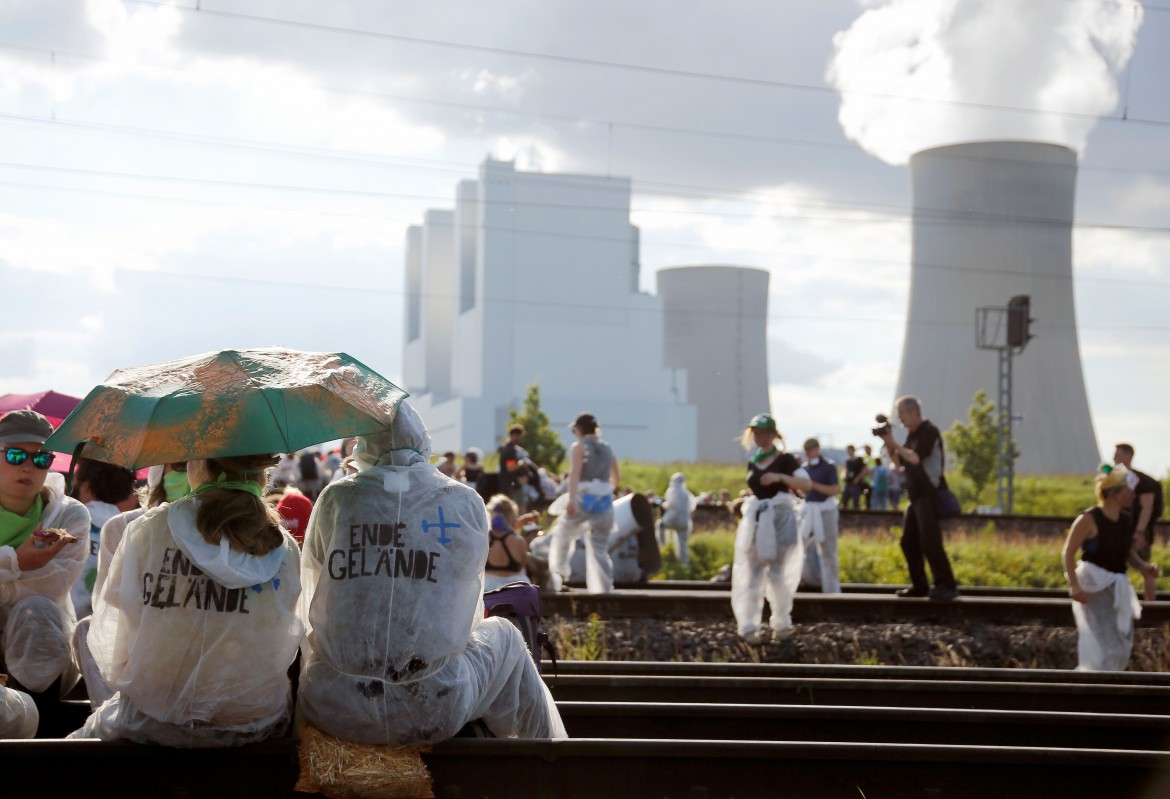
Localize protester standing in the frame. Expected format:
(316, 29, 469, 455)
(798, 438, 841, 593)
(548, 413, 620, 593)
(878, 396, 959, 601)
(1112, 443, 1164, 601)
(1063, 464, 1158, 671)
(732, 413, 811, 643)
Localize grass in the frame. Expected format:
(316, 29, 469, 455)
(657, 526, 1170, 593)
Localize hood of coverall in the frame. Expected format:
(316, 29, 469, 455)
(352, 401, 431, 471)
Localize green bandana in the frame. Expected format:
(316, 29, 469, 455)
(190, 473, 263, 499)
(751, 446, 778, 465)
(0, 495, 44, 548)
(163, 470, 192, 503)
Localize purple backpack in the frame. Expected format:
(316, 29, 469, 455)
(483, 581, 556, 673)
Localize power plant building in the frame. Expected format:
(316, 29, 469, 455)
(404, 159, 699, 461)
(658, 266, 771, 463)
(895, 141, 1100, 474)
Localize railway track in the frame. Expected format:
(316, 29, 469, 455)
(544, 587, 1170, 625)
(638, 579, 1170, 601)
(16, 663, 1170, 797)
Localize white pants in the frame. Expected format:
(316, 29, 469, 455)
(73, 617, 116, 710)
(0, 685, 38, 738)
(549, 508, 616, 593)
(657, 519, 692, 566)
(802, 502, 841, 594)
(731, 502, 803, 637)
(0, 595, 75, 694)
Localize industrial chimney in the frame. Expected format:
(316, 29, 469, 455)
(895, 141, 1099, 474)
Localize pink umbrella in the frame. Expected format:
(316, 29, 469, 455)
(0, 390, 148, 479)
(0, 390, 82, 472)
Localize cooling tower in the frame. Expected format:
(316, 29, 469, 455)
(658, 266, 771, 463)
(895, 142, 1099, 475)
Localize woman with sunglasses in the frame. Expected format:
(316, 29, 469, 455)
(0, 410, 89, 737)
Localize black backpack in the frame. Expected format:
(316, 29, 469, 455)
(483, 581, 557, 674)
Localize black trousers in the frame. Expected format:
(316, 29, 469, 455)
(901, 495, 957, 591)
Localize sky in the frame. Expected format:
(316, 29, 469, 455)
(1, 0, 1168, 473)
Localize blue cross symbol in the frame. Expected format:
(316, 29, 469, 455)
(421, 505, 459, 545)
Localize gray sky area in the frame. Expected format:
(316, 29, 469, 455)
(2, 0, 1168, 471)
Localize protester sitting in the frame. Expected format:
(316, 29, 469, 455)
(297, 401, 565, 744)
(69, 457, 138, 619)
(457, 448, 484, 486)
(275, 491, 314, 546)
(0, 410, 88, 737)
(483, 494, 531, 592)
(71, 454, 302, 746)
(436, 451, 457, 478)
(75, 462, 190, 712)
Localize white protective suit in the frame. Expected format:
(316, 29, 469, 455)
(797, 496, 841, 594)
(298, 402, 566, 745)
(0, 472, 89, 694)
(657, 473, 697, 565)
(71, 496, 303, 746)
(71, 499, 123, 619)
(1072, 560, 1143, 671)
(731, 493, 803, 641)
(0, 684, 37, 738)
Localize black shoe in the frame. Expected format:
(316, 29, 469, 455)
(929, 586, 960, 601)
(895, 587, 929, 598)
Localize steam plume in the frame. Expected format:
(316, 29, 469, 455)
(827, 0, 1143, 165)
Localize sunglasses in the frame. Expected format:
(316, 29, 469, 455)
(2, 447, 54, 470)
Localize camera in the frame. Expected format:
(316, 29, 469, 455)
(871, 413, 892, 437)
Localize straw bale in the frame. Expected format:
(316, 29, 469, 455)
(296, 724, 433, 799)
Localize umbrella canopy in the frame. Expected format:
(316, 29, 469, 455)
(44, 348, 409, 470)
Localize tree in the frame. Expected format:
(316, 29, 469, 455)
(944, 390, 1008, 505)
(506, 383, 566, 473)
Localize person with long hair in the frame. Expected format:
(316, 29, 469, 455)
(71, 454, 302, 746)
(732, 413, 811, 643)
(548, 413, 620, 593)
(1063, 463, 1159, 671)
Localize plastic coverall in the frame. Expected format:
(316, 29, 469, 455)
(1072, 560, 1142, 671)
(657, 473, 697, 565)
(71, 499, 123, 619)
(70, 497, 303, 746)
(0, 684, 37, 737)
(0, 472, 88, 701)
(731, 493, 803, 641)
(298, 402, 566, 745)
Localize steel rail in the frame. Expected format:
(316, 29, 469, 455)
(552, 659, 1170, 685)
(544, 674, 1170, 714)
(632, 579, 1170, 601)
(555, 700, 1170, 749)
(543, 588, 1170, 625)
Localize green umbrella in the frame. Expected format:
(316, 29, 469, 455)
(45, 348, 409, 470)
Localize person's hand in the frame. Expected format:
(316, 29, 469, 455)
(566, 502, 577, 518)
(1068, 585, 1088, 604)
(517, 511, 540, 527)
(1142, 562, 1160, 580)
(15, 528, 78, 572)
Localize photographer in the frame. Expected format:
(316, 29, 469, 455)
(875, 396, 959, 601)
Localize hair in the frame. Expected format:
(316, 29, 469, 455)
(740, 426, 782, 451)
(803, 438, 820, 451)
(194, 454, 284, 556)
(572, 413, 599, 435)
(464, 450, 480, 465)
(486, 493, 519, 527)
(443, 451, 456, 460)
(1095, 463, 1133, 506)
(1114, 442, 1135, 458)
(896, 395, 921, 414)
(74, 458, 137, 505)
(508, 424, 525, 436)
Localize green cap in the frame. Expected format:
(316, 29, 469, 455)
(748, 412, 776, 430)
